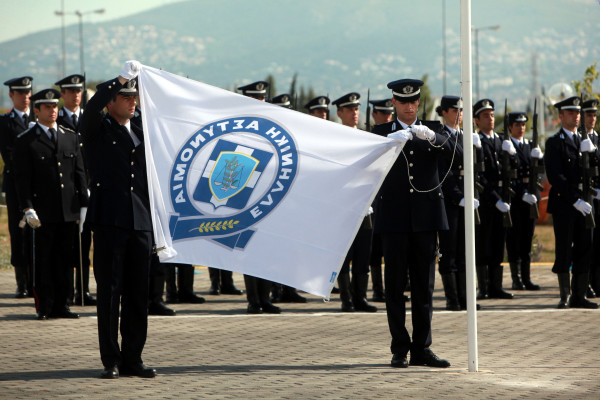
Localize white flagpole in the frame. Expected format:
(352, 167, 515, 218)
(460, 0, 479, 372)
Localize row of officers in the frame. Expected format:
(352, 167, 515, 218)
(2, 64, 599, 374)
(3, 75, 600, 317)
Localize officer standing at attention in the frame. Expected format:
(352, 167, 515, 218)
(473, 99, 515, 300)
(0, 76, 34, 298)
(332, 92, 377, 313)
(14, 88, 88, 320)
(373, 78, 451, 368)
(304, 96, 330, 120)
(544, 96, 599, 309)
(81, 61, 157, 378)
(436, 95, 482, 310)
(55, 74, 96, 306)
(582, 99, 600, 296)
(505, 112, 543, 291)
(236, 80, 280, 314)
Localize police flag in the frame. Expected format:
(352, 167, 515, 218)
(138, 65, 403, 297)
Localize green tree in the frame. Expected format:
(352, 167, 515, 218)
(571, 62, 600, 131)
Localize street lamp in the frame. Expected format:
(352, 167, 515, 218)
(471, 25, 500, 100)
(55, 8, 105, 74)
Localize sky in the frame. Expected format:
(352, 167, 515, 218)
(0, 0, 180, 43)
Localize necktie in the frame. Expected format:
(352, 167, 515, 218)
(22, 113, 28, 125)
(72, 113, 78, 127)
(49, 127, 57, 144)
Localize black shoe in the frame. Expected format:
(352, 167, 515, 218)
(371, 292, 386, 302)
(523, 281, 540, 291)
(15, 289, 28, 299)
(148, 302, 176, 316)
(247, 303, 262, 314)
(280, 291, 307, 303)
(208, 285, 220, 295)
(220, 286, 243, 295)
(36, 313, 49, 320)
(261, 302, 281, 314)
(354, 300, 377, 312)
(341, 302, 354, 312)
(390, 354, 408, 368)
(409, 349, 451, 368)
(100, 365, 119, 379)
(568, 297, 599, 309)
(178, 293, 206, 304)
(50, 307, 79, 319)
(487, 289, 514, 299)
(119, 363, 156, 378)
(445, 301, 461, 311)
(511, 281, 525, 290)
(74, 292, 97, 306)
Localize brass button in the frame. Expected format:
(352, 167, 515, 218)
(409, 163, 413, 167)
(131, 174, 134, 178)
(410, 189, 414, 193)
(131, 187, 134, 191)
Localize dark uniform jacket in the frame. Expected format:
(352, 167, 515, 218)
(544, 128, 584, 215)
(0, 109, 29, 191)
(13, 123, 88, 223)
(510, 137, 542, 202)
(80, 78, 152, 232)
(373, 119, 451, 233)
(479, 131, 508, 207)
(57, 107, 82, 132)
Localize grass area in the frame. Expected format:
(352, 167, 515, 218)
(0, 207, 557, 270)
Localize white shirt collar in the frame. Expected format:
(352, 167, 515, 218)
(37, 122, 58, 139)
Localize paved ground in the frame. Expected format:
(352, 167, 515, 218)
(0, 264, 599, 399)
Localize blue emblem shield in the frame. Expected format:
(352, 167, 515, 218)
(209, 151, 258, 201)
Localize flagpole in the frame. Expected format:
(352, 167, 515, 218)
(460, 0, 479, 372)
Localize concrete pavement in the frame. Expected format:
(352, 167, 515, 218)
(0, 264, 599, 399)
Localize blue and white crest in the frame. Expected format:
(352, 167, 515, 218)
(169, 116, 298, 250)
(193, 140, 273, 209)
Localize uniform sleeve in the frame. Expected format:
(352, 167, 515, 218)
(80, 77, 124, 141)
(13, 134, 33, 211)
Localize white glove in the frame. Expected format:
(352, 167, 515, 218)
(573, 199, 592, 216)
(495, 200, 510, 213)
(120, 60, 141, 80)
(580, 138, 597, 153)
(459, 198, 480, 209)
(25, 209, 41, 229)
(411, 125, 435, 141)
(502, 140, 517, 156)
(530, 146, 543, 159)
(522, 193, 537, 205)
(387, 129, 412, 143)
(594, 188, 600, 201)
(472, 133, 482, 149)
(79, 207, 88, 233)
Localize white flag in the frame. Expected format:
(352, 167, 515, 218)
(138, 65, 403, 297)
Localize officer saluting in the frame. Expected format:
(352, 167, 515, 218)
(81, 61, 157, 378)
(13, 88, 88, 320)
(544, 96, 599, 309)
(0, 76, 34, 298)
(373, 79, 452, 368)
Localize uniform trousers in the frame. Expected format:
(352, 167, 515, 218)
(32, 222, 77, 315)
(551, 209, 593, 275)
(506, 200, 535, 266)
(382, 231, 436, 356)
(93, 225, 152, 369)
(476, 204, 505, 269)
(438, 203, 465, 275)
(340, 222, 372, 275)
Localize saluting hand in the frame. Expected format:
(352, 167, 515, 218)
(120, 60, 142, 80)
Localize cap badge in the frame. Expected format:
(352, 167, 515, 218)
(256, 83, 264, 91)
(574, 98, 580, 106)
(483, 100, 490, 107)
(318, 97, 326, 105)
(72, 76, 80, 84)
(45, 91, 55, 99)
(349, 94, 357, 102)
(403, 85, 413, 94)
(22, 78, 30, 86)
(385, 100, 392, 107)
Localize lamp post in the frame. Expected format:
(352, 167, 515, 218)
(54, 8, 105, 74)
(471, 25, 500, 100)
